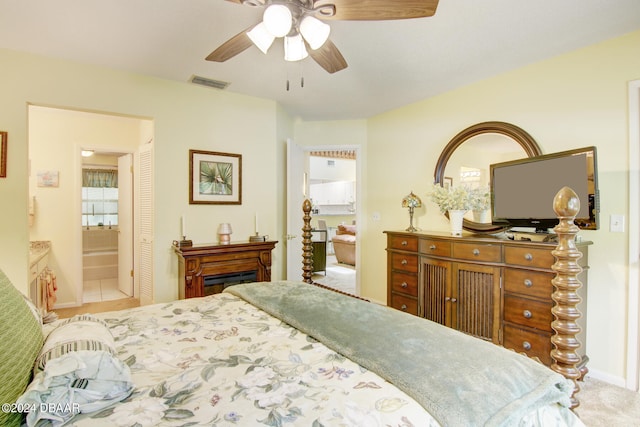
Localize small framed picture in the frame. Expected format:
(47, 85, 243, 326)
(37, 170, 59, 187)
(189, 150, 242, 205)
(0, 131, 6, 178)
(444, 176, 453, 189)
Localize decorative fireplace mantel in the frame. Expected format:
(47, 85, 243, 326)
(174, 240, 277, 299)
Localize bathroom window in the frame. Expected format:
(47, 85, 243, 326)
(82, 169, 118, 227)
(82, 187, 118, 227)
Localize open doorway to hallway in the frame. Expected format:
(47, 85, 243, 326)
(307, 150, 357, 295)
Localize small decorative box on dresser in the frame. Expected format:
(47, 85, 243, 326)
(385, 230, 591, 368)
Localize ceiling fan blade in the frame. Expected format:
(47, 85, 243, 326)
(206, 26, 255, 62)
(307, 39, 348, 74)
(314, 0, 439, 20)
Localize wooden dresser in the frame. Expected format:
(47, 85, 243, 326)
(385, 230, 590, 367)
(174, 240, 277, 299)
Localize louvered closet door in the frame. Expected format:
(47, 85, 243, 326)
(137, 142, 154, 305)
(420, 257, 451, 325)
(451, 263, 502, 344)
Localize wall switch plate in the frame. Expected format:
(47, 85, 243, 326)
(610, 214, 625, 232)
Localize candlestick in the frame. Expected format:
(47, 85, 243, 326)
(181, 215, 186, 237)
(255, 213, 258, 234)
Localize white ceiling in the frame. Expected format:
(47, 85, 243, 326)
(1, 0, 639, 121)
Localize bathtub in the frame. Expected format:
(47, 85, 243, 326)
(83, 228, 118, 281)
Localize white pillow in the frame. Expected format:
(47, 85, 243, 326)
(19, 315, 133, 427)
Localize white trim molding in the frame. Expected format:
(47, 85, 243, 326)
(627, 79, 640, 391)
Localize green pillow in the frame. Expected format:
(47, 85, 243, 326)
(0, 269, 44, 427)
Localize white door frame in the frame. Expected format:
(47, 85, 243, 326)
(627, 79, 640, 391)
(286, 142, 362, 294)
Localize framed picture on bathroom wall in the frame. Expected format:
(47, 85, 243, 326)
(0, 131, 6, 178)
(189, 150, 242, 205)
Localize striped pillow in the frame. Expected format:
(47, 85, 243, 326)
(35, 315, 115, 373)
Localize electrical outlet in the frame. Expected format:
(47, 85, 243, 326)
(610, 214, 625, 233)
(372, 212, 381, 221)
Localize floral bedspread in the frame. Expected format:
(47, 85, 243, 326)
(63, 294, 439, 426)
(62, 293, 581, 427)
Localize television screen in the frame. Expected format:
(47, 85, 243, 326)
(490, 147, 599, 231)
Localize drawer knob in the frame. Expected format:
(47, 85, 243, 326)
(429, 244, 436, 250)
(524, 253, 533, 261)
(401, 240, 408, 246)
(522, 341, 532, 351)
(401, 282, 408, 288)
(523, 310, 533, 319)
(524, 279, 533, 288)
(472, 249, 480, 256)
(445, 296, 451, 302)
(401, 304, 408, 311)
(451, 298, 457, 303)
(401, 259, 408, 265)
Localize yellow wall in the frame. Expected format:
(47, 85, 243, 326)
(362, 30, 640, 384)
(0, 49, 288, 304)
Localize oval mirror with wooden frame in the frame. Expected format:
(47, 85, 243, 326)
(433, 121, 543, 233)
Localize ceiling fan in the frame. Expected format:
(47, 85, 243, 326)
(206, 0, 440, 74)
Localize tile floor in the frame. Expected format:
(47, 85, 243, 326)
(83, 278, 130, 303)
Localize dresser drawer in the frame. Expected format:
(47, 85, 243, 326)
(390, 293, 418, 315)
(504, 294, 553, 332)
(452, 242, 501, 262)
(504, 268, 554, 300)
(504, 246, 555, 269)
(391, 253, 418, 273)
(503, 324, 552, 365)
(419, 238, 451, 257)
(388, 235, 418, 251)
(390, 271, 418, 297)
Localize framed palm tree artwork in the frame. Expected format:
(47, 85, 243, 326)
(189, 150, 242, 205)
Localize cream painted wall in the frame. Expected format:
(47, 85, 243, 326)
(0, 49, 286, 304)
(28, 106, 149, 305)
(363, 30, 640, 384)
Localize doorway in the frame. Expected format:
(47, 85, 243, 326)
(28, 105, 152, 308)
(81, 151, 133, 303)
(285, 141, 360, 295)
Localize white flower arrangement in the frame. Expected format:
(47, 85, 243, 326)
(469, 186, 491, 211)
(428, 184, 472, 213)
(428, 185, 491, 214)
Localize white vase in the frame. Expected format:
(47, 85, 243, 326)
(448, 210, 467, 237)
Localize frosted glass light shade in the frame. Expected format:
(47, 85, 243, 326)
(263, 4, 292, 37)
(247, 22, 275, 54)
(284, 34, 308, 61)
(299, 16, 330, 50)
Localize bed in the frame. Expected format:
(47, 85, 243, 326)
(1, 192, 586, 427)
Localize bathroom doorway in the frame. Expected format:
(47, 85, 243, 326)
(81, 151, 133, 302)
(28, 105, 152, 308)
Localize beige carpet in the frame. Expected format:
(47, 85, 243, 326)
(312, 256, 356, 295)
(577, 376, 640, 426)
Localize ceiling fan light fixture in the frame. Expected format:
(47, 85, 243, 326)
(284, 34, 308, 61)
(263, 4, 292, 37)
(299, 15, 330, 50)
(247, 22, 275, 54)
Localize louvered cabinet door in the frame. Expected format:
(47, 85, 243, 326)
(420, 257, 451, 326)
(451, 263, 502, 344)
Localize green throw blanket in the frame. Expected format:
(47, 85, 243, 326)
(226, 281, 573, 427)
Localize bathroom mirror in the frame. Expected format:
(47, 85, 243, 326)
(433, 121, 543, 233)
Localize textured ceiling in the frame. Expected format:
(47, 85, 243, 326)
(1, 0, 639, 120)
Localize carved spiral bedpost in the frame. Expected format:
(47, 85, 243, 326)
(551, 186, 584, 409)
(302, 199, 314, 283)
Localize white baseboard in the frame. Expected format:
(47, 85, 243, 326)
(584, 368, 628, 389)
(52, 301, 80, 309)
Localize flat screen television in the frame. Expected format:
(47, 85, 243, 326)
(490, 146, 599, 232)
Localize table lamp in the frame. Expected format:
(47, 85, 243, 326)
(402, 191, 422, 232)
